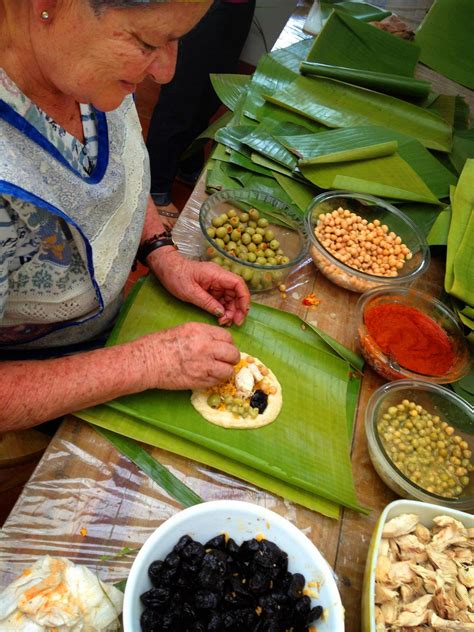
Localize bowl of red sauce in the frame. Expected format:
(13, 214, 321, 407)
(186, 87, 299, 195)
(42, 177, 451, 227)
(357, 286, 471, 383)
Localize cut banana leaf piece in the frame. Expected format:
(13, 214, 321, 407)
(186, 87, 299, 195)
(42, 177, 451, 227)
(445, 160, 474, 299)
(274, 172, 320, 213)
(450, 129, 474, 175)
(80, 407, 341, 520)
(215, 125, 257, 154)
(240, 125, 299, 171)
(427, 206, 451, 246)
(266, 76, 452, 152)
(210, 74, 251, 112)
(97, 277, 364, 513)
(299, 142, 398, 165)
(300, 61, 431, 100)
(415, 0, 474, 90)
(250, 153, 295, 178)
(397, 202, 445, 240)
(206, 159, 241, 193)
(213, 143, 273, 178)
(307, 11, 420, 76)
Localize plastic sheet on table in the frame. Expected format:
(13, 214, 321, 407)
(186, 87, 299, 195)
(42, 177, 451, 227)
(0, 419, 338, 592)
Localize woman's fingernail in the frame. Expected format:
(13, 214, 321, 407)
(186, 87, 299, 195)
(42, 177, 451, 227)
(215, 309, 224, 317)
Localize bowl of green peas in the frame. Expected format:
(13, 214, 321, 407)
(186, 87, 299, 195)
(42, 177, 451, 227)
(365, 379, 474, 511)
(199, 189, 309, 292)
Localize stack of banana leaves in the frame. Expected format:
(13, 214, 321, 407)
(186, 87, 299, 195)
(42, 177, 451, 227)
(192, 4, 474, 402)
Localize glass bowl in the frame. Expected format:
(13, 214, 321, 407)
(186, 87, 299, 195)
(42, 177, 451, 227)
(305, 191, 430, 293)
(365, 380, 474, 511)
(357, 286, 471, 383)
(199, 189, 309, 292)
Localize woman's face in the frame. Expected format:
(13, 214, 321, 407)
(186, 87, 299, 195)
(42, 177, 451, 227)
(31, 1, 211, 111)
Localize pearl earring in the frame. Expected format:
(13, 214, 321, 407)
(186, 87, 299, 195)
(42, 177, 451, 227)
(41, 10, 50, 20)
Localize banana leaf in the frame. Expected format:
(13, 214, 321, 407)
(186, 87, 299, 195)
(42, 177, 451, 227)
(450, 129, 474, 175)
(300, 61, 431, 100)
(240, 124, 299, 171)
(274, 173, 319, 213)
(320, 1, 391, 22)
(266, 76, 452, 152)
(206, 159, 241, 193)
(210, 74, 251, 112)
(225, 167, 299, 213)
(213, 143, 273, 178)
(94, 426, 203, 507)
(250, 154, 295, 178)
(91, 277, 364, 513)
(306, 11, 420, 77)
(81, 406, 340, 519)
(415, 0, 474, 90)
(396, 202, 445, 240)
(278, 126, 456, 200)
(428, 95, 456, 127)
(454, 97, 471, 131)
(427, 206, 451, 246)
(445, 160, 474, 301)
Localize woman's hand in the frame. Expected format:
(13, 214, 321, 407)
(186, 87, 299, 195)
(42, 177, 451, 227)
(148, 249, 251, 326)
(141, 322, 240, 390)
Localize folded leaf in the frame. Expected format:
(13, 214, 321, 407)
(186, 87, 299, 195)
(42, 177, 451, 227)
(274, 172, 319, 213)
(450, 129, 474, 175)
(266, 76, 452, 152)
(415, 0, 474, 90)
(320, 1, 391, 22)
(427, 206, 451, 246)
(300, 61, 431, 100)
(210, 74, 251, 111)
(307, 11, 420, 76)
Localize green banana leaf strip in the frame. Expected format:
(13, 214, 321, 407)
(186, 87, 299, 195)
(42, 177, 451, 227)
(428, 95, 456, 127)
(80, 406, 341, 519)
(212, 143, 273, 178)
(215, 125, 257, 154)
(101, 277, 364, 512)
(462, 305, 474, 321)
(450, 129, 474, 175)
(226, 167, 297, 209)
(240, 125, 299, 171)
(394, 202, 445, 239)
(251, 154, 295, 178)
(206, 159, 241, 193)
(300, 61, 431, 100)
(454, 97, 470, 131)
(274, 172, 319, 213)
(278, 126, 455, 200)
(445, 160, 474, 297)
(457, 309, 474, 331)
(452, 210, 474, 306)
(307, 11, 420, 76)
(94, 426, 203, 507)
(300, 141, 398, 165)
(266, 76, 452, 152)
(252, 100, 326, 134)
(427, 206, 451, 246)
(210, 73, 251, 112)
(301, 151, 440, 204)
(320, 1, 391, 22)
(415, 0, 474, 90)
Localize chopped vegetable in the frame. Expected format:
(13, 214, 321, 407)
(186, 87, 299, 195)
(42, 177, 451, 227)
(302, 293, 320, 307)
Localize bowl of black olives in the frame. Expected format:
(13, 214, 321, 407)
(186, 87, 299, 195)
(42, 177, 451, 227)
(199, 189, 309, 293)
(123, 500, 344, 631)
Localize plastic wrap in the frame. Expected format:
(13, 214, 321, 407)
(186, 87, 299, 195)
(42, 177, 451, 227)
(0, 418, 337, 592)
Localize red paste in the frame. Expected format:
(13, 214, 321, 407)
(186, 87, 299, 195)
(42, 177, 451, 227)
(364, 303, 455, 376)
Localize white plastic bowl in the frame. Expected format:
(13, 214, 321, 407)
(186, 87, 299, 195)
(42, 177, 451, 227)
(123, 500, 344, 631)
(361, 499, 474, 631)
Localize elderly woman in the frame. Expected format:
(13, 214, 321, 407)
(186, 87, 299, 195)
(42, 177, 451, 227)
(0, 0, 250, 431)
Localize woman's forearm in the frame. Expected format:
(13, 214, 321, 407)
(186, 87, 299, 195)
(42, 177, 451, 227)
(0, 338, 153, 432)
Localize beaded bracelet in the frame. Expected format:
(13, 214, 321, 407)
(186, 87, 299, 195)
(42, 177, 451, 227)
(136, 230, 177, 267)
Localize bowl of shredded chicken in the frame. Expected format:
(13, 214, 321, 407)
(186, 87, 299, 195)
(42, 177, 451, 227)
(362, 499, 474, 631)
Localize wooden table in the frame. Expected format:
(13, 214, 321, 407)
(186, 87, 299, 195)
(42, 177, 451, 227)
(0, 3, 470, 631)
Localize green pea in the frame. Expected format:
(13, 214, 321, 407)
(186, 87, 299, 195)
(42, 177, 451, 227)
(207, 394, 221, 408)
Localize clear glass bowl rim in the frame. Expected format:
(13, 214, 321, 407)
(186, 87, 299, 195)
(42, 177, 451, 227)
(199, 189, 309, 271)
(356, 284, 471, 382)
(365, 378, 474, 508)
(304, 190, 431, 282)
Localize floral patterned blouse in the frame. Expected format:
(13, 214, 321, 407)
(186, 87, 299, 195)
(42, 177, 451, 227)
(0, 69, 98, 328)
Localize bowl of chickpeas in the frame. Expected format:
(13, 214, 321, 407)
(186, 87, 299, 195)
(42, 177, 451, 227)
(199, 189, 309, 292)
(305, 191, 430, 293)
(365, 379, 474, 510)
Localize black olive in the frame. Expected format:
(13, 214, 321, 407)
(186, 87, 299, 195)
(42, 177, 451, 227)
(195, 589, 221, 610)
(287, 573, 305, 600)
(237, 538, 260, 562)
(307, 604, 324, 623)
(250, 389, 268, 414)
(182, 540, 206, 565)
(140, 608, 162, 632)
(140, 587, 171, 609)
(207, 611, 222, 631)
(204, 533, 227, 550)
(173, 534, 193, 555)
(147, 560, 164, 587)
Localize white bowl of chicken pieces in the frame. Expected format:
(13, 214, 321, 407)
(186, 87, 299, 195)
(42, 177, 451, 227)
(362, 499, 474, 631)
